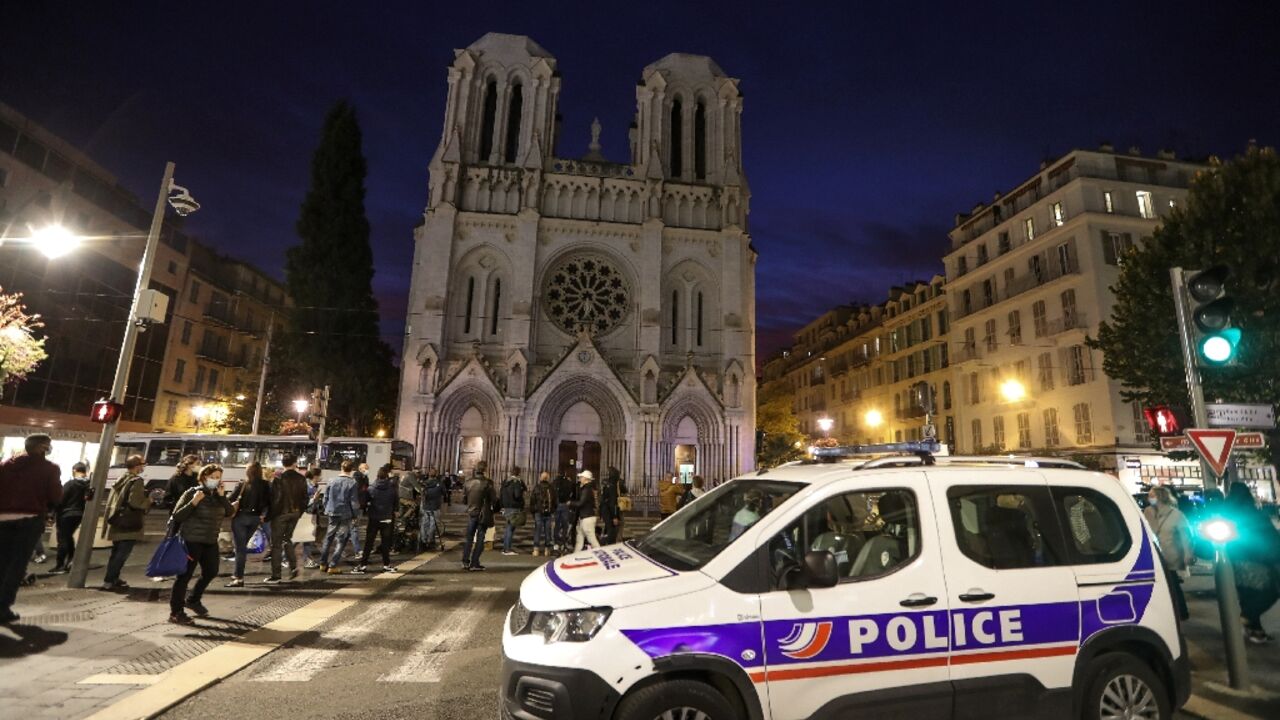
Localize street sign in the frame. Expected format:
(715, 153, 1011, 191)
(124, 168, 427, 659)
(1185, 429, 1237, 477)
(1160, 431, 1267, 452)
(1124, 457, 1142, 469)
(1206, 403, 1276, 429)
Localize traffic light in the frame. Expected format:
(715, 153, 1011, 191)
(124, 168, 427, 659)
(1142, 405, 1189, 436)
(90, 400, 124, 424)
(1186, 265, 1240, 366)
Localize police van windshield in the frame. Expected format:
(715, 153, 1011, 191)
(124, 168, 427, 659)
(632, 479, 802, 571)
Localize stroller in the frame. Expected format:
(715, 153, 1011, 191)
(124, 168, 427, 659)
(393, 501, 420, 554)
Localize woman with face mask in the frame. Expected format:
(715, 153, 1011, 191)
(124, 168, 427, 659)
(168, 464, 235, 625)
(1143, 486, 1192, 620)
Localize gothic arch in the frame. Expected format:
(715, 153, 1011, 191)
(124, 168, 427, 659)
(447, 243, 513, 346)
(526, 374, 635, 479)
(660, 390, 723, 444)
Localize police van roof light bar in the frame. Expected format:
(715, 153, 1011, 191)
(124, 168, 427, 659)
(812, 440, 942, 458)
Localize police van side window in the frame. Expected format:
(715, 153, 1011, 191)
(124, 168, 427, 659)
(947, 486, 1066, 569)
(768, 488, 921, 588)
(1050, 487, 1131, 564)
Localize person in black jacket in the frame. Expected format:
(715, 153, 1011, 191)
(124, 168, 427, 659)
(528, 472, 556, 557)
(355, 465, 399, 573)
(573, 470, 601, 552)
(419, 468, 445, 550)
(163, 455, 199, 509)
(226, 462, 270, 587)
(168, 464, 234, 624)
(599, 466, 626, 545)
(552, 469, 578, 554)
(49, 462, 92, 574)
(265, 453, 308, 583)
(499, 467, 526, 555)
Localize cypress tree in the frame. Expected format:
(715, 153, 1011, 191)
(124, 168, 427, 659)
(283, 100, 395, 436)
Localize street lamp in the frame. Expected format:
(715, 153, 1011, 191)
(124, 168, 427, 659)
(375, 429, 387, 438)
(817, 417, 834, 438)
(293, 398, 309, 421)
(68, 162, 198, 589)
(29, 224, 81, 259)
(1000, 378, 1027, 402)
(191, 404, 208, 433)
(864, 409, 884, 427)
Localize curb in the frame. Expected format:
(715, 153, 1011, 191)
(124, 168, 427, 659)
(1182, 694, 1270, 720)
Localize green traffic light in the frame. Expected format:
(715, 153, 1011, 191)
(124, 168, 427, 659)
(1198, 327, 1241, 365)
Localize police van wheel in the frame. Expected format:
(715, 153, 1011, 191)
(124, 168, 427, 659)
(616, 679, 735, 720)
(1080, 653, 1170, 720)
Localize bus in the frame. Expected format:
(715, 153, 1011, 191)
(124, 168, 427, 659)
(105, 433, 415, 501)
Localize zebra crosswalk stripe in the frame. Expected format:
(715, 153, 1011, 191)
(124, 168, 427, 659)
(252, 599, 412, 682)
(378, 587, 502, 683)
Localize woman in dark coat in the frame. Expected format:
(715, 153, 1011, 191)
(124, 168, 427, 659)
(1226, 483, 1280, 643)
(168, 464, 235, 624)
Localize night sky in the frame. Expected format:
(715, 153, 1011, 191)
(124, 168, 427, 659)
(5, 2, 1279, 364)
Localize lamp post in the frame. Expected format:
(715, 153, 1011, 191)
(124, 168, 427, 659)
(293, 398, 309, 423)
(68, 162, 194, 589)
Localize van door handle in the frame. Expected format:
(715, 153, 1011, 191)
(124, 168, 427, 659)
(958, 590, 995, 602)
(899, 594, 938, 608)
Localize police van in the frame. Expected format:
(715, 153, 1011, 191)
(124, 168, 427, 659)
(501, 445, 1190, 720)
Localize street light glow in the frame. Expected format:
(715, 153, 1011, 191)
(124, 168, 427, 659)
(817, 417, 834, 433)
(1000, 379, 1027, 402)
(190, 405, 208, 420)
(293, 399, 310, 414)
(865, 409, 884, 427)
(32, 224, 80, 259)
(375, 429, 387, 438)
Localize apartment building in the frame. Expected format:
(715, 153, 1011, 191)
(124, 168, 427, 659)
(0, 102, 285, 464)
(761, 278, 952, 448)
(944, 146, 1204, 480)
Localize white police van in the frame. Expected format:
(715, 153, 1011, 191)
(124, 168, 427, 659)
(502, 444, 1190, 720)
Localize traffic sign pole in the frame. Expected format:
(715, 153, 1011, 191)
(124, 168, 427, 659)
(1170, 267, 1249, 690)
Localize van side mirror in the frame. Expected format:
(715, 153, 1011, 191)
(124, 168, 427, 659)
(803, 550, 839, 588)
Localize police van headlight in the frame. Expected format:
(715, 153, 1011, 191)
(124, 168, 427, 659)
(526, 607, 612, 643)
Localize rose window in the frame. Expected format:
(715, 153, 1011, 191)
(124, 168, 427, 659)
(543, 255, 631, 335)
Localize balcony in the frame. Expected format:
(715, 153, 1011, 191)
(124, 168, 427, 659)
(203, 304, 235, 328)
(1041, 312, 1089, 337)
(955, 344, 982, 363)
(195, 343, 247, 368)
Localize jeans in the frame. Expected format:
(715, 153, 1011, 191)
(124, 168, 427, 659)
(349, 516, 363, 556)
(360, 517, 393, 567)
(231, 514, 261, 579)
(554, 503, 573, 548)
(502, 508, 519, 552)
(461, 516, 488, 567)
(0, 517, 44, 614)
(532, 513, 553, 550)
(574, 516, 600, 552)
(104, 539, 137, 585)
(171, 540, 220, 615)
(319, 515, 353, 567)
(420, 510, 439, 548)
(55, 514, 83, 569)
(270, 513, 301, 578)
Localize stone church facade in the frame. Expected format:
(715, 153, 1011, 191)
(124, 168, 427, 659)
(396, 33, 756, 491)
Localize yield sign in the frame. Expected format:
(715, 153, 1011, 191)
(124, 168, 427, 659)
(1185, 429, 1237, 477)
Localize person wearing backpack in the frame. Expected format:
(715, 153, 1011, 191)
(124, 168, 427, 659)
(499, 467, 527, 555)
(528, 472, 556, 557)
(102, 454, 151, 590)
(419, 468, 445, 550)
(49, 462, 92, 574)
(552, 468, 578, 554)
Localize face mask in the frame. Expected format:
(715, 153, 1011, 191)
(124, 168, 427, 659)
(205, 479, 220, 490)
(1148, 496, 1158, 506)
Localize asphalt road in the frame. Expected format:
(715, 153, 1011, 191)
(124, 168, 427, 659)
(158, 545, 534, 720)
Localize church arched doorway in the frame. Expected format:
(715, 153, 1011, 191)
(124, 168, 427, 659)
(456, 405, 486, 475)
(557, 401, 602, 479)
(671, 415, 698, 483)
(530, 376, 631, 481)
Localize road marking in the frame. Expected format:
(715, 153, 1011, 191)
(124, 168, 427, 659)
(378, 587, 502, 683)
(252, 598, 413, 682)
(82, 546, 447, 720)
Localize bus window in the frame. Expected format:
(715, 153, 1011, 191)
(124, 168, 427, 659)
(184, 441, 222, 466)
(260, 442, 315, 469)
(145, 439, 185, 467)
(221, 441, 257, 468)
(391, 441, 415, 471)
(111, 442, 146, 468)
(323, 442, 367, 470)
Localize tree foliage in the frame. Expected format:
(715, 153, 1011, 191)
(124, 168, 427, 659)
(282, 101, 397, 436)
(0, 288, 47, 398)
(756, 381, 806, 468)
(1089, 146, 1280, 462)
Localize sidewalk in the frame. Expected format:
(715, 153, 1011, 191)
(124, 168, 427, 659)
(1180, 567, 1280, 719)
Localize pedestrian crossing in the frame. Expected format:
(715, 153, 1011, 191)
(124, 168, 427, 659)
(244, 583, 506, 685)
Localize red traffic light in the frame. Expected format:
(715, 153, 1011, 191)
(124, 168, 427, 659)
(1142, 405, 1186, 436)
(90, 400, 124, 424)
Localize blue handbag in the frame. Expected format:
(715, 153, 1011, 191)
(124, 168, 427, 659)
(246, 526, 268, 554)
(146, 523, 190, 577)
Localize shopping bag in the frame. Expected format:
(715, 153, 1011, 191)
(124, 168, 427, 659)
(146, 534, 190, 577)
(246, 527, 268, 554)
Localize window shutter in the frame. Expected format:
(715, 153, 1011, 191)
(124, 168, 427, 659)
(1101, 231, 1117, 265)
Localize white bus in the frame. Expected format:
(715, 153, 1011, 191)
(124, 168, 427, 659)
(105, 433, 415, 501)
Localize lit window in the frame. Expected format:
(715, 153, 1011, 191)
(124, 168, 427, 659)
(1136, 191, 1155, 219)
(1023, 217, 1035, 240)
(1103, 191, 1114, 213)
(1044, 408, 1061, 447)
(1051, 201, 1065, 227)
(1017, 412, 1032, 449)
(992, 416, 1006, 450)
(1073, 402, 1093, 444)
(971, 419, 983, 450)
